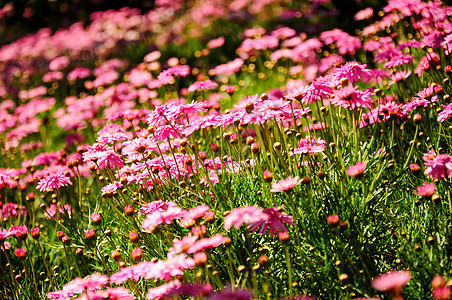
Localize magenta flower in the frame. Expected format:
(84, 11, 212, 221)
(424, 153, 452, 180)
(331, 85, 374, 110)
(248, 207, 295, 236)
(438, 103, 452, 123)
(270, 176, 301, 193)
(188, 80, 218, 92)
(346, 162, 367, 178)
(372, 270, 411, 292)
(224, 206, 268, 230)
(14, 247, 26, 260)
(97, 151, 123, 170)
(334, 61, 373, 83)
(36, 173, 72, 192)
(207, 286, 252, 300)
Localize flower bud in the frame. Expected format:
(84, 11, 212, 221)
(62, 235, 71, 245)
(263, 170, 273, 182)
(31, 227, 40, 240)
(57, 230, 64, 241)
(327, 215, 340, 227)
(131, 248, 143, 262)
(14, 248, 26, 260)
(124, 205, 134, 216)
(278, 231, 290, 243)
(84, 229, 96, 240)
(90, 213, 102, 225)
(250, 142, 259, 153)
(129, 231, 140, 243)
(112, 250, 122, 262)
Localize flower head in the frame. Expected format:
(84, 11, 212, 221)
(346, 162, 366, 178)
(372, 270, 411, 293)
(224, 206, 268, 230)
(36, 173, 72, 192)
(270, 176, 301, 193)
(188, 80, 218, 93)
(248, 207, 295, 236)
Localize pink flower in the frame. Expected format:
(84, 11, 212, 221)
(187, 234, 228, 254)
(101, 181, 123, 196)
(372, 270, 411, 292)
(424, 153, 452, 180)
(331, 86, 374, 110)
(83, 287, 135, 300)
(207, 286, 252, 300)
(301, 79, 334, 105)
(292, 137, 327, 155)
(67, 68, 91, 81)
(224, 206, 268, 230)
(180, 204, 210, 226)
(438, 103, 452, 122)
(14, 247, 26, 260)
(49, 56, 69, 70)
(146, 280, 181, 300)
(270, 176, 301, 193)
(36, 173, 72, 192)
(152, 124, 184, 141)
(207, 36, 225, 49)
(43, 71, 63, 82)
(346, 162, 367, 178)
(140, 200, 172, 216)
(188, 80, 218, 93)
(96, 151, 123, 170)
(209, 58, 244, 76)
(334, 62, 373, 83)
(172, 234, 199, 253)
(248, 207, 295, 236)
(355, 7, 374, 21)
(416, 182, 436, 197)
(142, 205, 184, 232)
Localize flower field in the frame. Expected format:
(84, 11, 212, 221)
(1, 0, 452, 299)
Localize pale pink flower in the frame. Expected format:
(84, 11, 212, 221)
(49, 56, 69, 70)
(207, 37, 225, 49)
(142, 205, 184, 232)
(67, 68, 91, 81)
(270, 176, 301, 193)
(146, 280, 181, 300)
(188, 80, 218, 92)
(415, 182, 436, 197)
(187, 234, 228, 253)
(249, 206, 294, 236)
(355, 7, 374, 21)
(346, 162, 367, 178)
(171, 234, 199, 253)
(224, 206, 268, 230)
(372, 270, 411, 292)
(292, 137, 327, 155)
